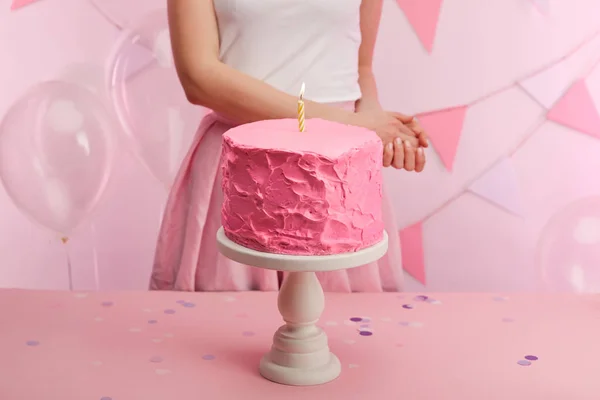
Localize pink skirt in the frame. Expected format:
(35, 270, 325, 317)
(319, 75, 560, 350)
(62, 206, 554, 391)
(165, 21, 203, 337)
(150, 104, 404, 292)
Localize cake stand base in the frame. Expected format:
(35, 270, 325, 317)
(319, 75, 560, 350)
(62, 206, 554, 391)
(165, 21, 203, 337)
(217, 227, 389, 386)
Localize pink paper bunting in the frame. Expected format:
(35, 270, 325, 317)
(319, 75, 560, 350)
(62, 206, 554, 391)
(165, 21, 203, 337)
(468, 158, 523, 216)
(399, 222, 426, 285)
(547, 80, 600, 139)
(11, 0, 40, 10)
(417, 105, 468, 171)
(396, 0, 444, 53)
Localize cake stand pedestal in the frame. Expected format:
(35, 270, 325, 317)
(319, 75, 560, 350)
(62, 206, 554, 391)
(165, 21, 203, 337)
(216, 227, 388, 386)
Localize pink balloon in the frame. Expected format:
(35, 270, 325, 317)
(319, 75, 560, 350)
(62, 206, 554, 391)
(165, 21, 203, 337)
(0, 81, 115, 236)
(537, 197, 600, 293)
(108, 8, 204, 188)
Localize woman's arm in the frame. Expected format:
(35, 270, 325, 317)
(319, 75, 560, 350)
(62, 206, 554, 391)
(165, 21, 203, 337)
(167, 0, 352, 124)
(355, 0, 385, 113)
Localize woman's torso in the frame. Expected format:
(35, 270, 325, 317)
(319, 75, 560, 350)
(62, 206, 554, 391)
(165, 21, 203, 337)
(213, 0, 363, 103)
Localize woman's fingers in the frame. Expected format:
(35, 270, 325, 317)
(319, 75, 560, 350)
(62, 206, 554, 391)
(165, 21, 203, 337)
(407, 121, 429, 148)
(403, 140, 416, 171)
(392, 138, 404, 169)
(398, 133, 419, 147)
(383, 142, 393, 167)
(415, 147, 426, 172)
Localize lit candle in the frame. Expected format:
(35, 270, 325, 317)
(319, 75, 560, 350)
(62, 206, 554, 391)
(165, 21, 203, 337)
(298, 82, 305, 132)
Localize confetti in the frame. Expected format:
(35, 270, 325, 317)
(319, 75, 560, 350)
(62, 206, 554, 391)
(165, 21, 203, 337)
(202, 354, 216, 361)
(427, 299, 442, 305)
(26, 340, 40, 346)
(359, 331, 373, 336)
(402, 304, 414, 309)
(524, 355, 538, 361)
(414, 295, 429, 301)
(101, 301, 114, 307)
(150, 356, 164, 363)
(148, 320, 158, 324)
(517, 360, 532, 366)
(493, 296, 509, 302)
(242, 331, 255, 337)
(182, 302, 195, 308)
(176, 300, 186, 304)
(350, 317, 362, 322)
(164, 309, 176, 314)
(100, 397, 113, 400)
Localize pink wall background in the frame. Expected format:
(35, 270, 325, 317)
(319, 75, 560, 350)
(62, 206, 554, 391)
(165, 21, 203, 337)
(1, 0, 600, 292)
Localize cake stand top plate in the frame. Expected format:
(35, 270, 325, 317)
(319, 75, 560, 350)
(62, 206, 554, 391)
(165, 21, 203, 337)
(216, 227, 388, 272)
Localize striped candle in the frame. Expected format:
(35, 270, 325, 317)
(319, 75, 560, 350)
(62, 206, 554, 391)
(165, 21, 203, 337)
(298, 82, 305, 132)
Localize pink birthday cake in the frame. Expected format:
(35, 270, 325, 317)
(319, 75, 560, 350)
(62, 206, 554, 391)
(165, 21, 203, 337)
(221, 118, 384, 255)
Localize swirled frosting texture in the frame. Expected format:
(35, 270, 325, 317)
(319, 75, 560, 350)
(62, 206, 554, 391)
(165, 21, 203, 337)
(221, 118, 383, 255)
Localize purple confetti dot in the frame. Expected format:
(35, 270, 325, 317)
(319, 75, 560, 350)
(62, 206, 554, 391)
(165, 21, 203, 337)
(100, 397, 113, 400)
(413, 295, 428, 302)
(148, 320, 158, 324)
(398, 321, 410, 327)
(176, 300, 186, 304)
(101, 301, 113, 307)
(359, 331, 373, 336)
(26, 340, 39, 346)
(164, 309, 176, 315)
(183, 302, 195, 308)
(349, 317, 362, 322)
(202, 354, 216, 360)
(150, 356, 163, 363)
(524, 355, 538, 361)
(402, 304, 414, 309)
(517, 360, 532, 366)
(242, 331, 255, 337)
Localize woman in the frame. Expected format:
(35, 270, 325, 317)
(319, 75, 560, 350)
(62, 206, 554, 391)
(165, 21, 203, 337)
(150, 0, 428, 292)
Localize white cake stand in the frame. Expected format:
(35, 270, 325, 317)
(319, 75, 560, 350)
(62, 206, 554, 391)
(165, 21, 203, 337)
(216, 227, 389, 386)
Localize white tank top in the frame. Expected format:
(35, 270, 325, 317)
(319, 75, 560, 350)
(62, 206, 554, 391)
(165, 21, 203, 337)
(213, 0, 363, 103)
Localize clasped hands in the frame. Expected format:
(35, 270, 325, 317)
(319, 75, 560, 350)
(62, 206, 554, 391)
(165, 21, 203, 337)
(351, 110, 428, 172)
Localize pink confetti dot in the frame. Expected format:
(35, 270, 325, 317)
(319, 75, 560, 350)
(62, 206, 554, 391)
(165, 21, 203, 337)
(202, 354, 216, 360)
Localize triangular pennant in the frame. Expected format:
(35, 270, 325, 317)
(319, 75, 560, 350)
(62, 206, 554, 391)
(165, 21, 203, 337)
(399, 222, 426, 285)
(11, 0, 40, 10)
(547, 80, 600, 138)
(395, 0, 444, 53)
(519, 34, 600, 109)
(468, 158, 523, 216)
(417, 105, 468, 171)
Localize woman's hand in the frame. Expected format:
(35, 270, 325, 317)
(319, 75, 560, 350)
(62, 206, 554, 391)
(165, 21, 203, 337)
(350, 109, 420, 147)
(382, 138, 426, 172)
(350, 109, 426, 172)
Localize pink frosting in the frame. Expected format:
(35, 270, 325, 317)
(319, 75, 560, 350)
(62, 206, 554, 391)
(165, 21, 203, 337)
(221, 118, 384, 255)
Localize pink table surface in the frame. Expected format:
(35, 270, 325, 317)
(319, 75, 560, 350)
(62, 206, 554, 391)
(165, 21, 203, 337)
(1, 290, 599, 400)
